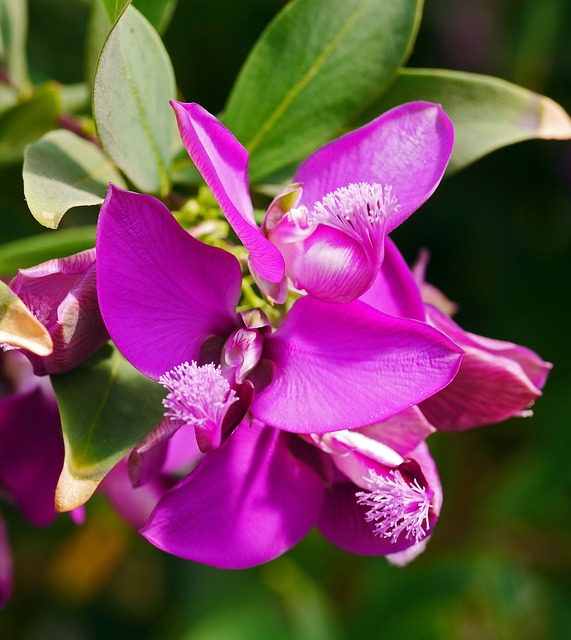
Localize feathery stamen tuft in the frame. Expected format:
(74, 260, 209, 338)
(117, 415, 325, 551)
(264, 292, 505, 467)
(356, 468, 432, 544)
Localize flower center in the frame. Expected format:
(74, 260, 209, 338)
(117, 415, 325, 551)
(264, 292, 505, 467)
(159, 361, 238, 452)
(355, 468, 432, 544)
(291, 182, 399, 254)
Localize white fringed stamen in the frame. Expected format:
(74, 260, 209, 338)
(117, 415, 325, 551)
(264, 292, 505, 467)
(290, 182, 399, 251)
(159, 361, 237, 430)
(356, 468, 431, 544)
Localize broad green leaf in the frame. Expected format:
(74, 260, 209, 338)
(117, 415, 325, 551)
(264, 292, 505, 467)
(134, 0, 178, 34)
(100, 0, 131, 25)
(359, 68, 571, 173)
(0, 280, 52, 355)
(23, 129, 126, 229)
(0, 82, 60, 165)
(0, 226, 96, 275)
(223, 0, 422, 182)
(52, 343, 166, 510)
(93, 6, 176, 195)
(0, 0, 29, 91)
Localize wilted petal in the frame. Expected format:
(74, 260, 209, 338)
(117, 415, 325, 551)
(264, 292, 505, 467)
(96, 186, 242, 379)
(171, 101, 285, 283)
(142, 422, 324, 568)
(421, 305, 551, 430)
(10, 249, 108, 375)
(253, 296, 463, 433)
(360, 238, 425, 320)
(294, 102, 454, 232)
(0, 516, 12, 609)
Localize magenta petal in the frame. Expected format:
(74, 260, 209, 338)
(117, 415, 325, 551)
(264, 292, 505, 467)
(0, 385, 63, 527)
(0, 516, 12, 609)
(96, 186, 242, 379)
(253, 297, 463, 433)
(171, 102, 285, 283)
(421, 305, 551, 430)
(142, 422, 324, 568)
(294, 102, 454, 232)
(360, 238, 425, 320)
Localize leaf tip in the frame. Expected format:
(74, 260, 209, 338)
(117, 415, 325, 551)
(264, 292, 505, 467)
(537, 96, 571, 140)
(55, 463, 101, 512)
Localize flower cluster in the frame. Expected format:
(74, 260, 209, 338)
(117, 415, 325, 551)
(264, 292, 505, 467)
(92, 101, 549, 568)
(1, 100, 550, 590)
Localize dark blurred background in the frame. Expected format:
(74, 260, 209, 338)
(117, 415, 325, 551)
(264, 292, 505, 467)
(1, 0, 570, 638)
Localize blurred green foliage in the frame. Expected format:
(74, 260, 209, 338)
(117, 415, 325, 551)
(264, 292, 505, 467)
(1, 0, 570, 638)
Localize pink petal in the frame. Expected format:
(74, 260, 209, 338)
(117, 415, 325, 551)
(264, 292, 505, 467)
(10, 249, 109, 375)
(357, 406, 436, 457)
(142, 422, 324, 568)
(359, 238, 425, 320)
(317, 442, 440, 556)
(421, 305, 551, 430)
(171, 102, 285, 283)
(96, 186, 242, 379)
(253, 296, 463, 433)
(294, 102, 454, 232)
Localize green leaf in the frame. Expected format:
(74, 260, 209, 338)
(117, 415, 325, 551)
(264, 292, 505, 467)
(223, 0, 422, 182)
(0, 280, 52, 355)
(0, 0, 29, 91)
(0, 226, 96, 275)
(359, 68, 571, 174)
(133, 0, 178, 34)
(59, 83, 90, 114)
(52, 343, 166, 510)
(100, 0, 131, 25)
(0, 81, 60, 165)
(23, 129, 126, 229)
(93, 5, 176, 195)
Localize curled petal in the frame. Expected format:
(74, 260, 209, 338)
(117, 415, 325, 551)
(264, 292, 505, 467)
(253, 296, 463, 433)
(421, 305, 551, 430)
(171, 101, 284, 283)
(10, 249, 108, 374)
(289, 225, 381, 303)
(294, 102, 454, 232)
(96, 186, 242, 379)
(142, 422, 324, 568)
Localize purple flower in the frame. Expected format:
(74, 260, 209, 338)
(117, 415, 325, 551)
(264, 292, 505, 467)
(103, 407, 442, 568)
(9, 249, 109, 375)
(0, 351, 65, 607)
(171, 101, 454, 303)
(359, 244, 551, 430)
(96, 185, 462, 445)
